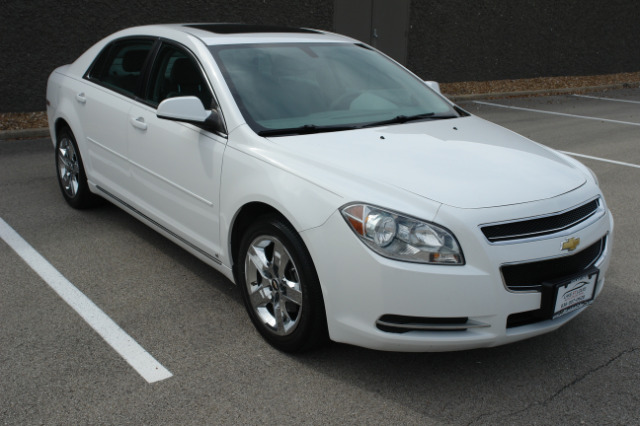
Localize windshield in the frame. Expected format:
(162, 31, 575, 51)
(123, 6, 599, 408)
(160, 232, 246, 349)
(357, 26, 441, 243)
(209, 43, 459, 135)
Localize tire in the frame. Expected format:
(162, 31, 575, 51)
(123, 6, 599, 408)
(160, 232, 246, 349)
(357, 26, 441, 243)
(238, 214, 328, 352)
(55, 127, 98, 209)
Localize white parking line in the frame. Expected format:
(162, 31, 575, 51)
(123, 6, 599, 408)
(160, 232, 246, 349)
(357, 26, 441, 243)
(0, 217, 172, 384)
(474, 101, 640, 127)
(561, 151, 640, 170)
(573, 94, 640, 104)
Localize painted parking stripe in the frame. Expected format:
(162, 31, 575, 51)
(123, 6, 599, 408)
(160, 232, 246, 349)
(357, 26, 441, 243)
(0, 217, 172, 384)
(573, 94, 640, 104)
(474, 100, 640, 127)
(561, 151, 640, 170)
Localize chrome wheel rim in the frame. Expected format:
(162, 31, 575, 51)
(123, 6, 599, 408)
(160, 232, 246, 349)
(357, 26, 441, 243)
(244, 235, 303, 336)
(57, 137, 80, 198)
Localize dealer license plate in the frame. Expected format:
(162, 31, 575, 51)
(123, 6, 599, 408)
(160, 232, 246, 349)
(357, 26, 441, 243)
(552, 270, 598, 319)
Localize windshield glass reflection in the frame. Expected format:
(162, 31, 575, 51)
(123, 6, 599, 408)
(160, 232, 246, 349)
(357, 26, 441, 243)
(210, 43, 458, 135)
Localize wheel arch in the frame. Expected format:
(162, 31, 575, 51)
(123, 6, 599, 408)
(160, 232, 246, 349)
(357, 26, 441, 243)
(52, 110, 92, 186)
(228, 201, 326, 299)
(229, 202, 290, 282)
(54, 118, 72, 143)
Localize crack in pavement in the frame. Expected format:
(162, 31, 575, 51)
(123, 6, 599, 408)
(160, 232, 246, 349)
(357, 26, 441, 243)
(466, 346, 639, 425)
(540, 346, 639, 406)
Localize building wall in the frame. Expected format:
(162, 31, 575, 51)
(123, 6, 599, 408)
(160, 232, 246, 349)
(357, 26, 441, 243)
(407, 0, 640, 83)
(1, 0, 639, 112)
(1, 0, 333, 112)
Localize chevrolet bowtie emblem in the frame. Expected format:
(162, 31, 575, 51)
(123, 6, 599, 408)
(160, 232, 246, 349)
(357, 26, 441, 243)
(562, 237, 580, 252)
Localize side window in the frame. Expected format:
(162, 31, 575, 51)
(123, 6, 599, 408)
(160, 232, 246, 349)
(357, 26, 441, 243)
(87, 39, 154, 97)
(145, 43, 213, 109)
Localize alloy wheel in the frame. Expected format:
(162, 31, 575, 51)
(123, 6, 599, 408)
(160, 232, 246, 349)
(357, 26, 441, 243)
(57, 137, 80, 198)
(244, 235, 303, 336)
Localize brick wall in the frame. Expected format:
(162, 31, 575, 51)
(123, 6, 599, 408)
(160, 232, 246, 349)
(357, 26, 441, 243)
(407, 0, 640, 82)
(1, 0, 638, 112)
(1, 0, 333, 112)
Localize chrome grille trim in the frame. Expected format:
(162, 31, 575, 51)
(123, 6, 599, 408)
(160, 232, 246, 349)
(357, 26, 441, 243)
(480, 197, 603, 244)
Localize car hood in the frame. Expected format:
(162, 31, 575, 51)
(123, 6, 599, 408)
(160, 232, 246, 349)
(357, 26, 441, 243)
(265, 116, 587, 209)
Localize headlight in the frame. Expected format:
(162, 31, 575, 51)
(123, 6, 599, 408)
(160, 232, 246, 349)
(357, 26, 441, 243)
(341, 204, 464, 265)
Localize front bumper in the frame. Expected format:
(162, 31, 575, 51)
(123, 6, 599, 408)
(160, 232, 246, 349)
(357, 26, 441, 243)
(301, 191, 613, 352)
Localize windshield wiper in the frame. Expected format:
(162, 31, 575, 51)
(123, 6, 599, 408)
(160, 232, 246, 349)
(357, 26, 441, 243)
(258, 124, 359, 137)
(363, 112, 458, 128)
(257, 112, 460, 136)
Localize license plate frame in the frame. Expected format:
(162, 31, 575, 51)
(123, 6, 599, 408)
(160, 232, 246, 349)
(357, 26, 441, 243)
(541, 268, 599, 320)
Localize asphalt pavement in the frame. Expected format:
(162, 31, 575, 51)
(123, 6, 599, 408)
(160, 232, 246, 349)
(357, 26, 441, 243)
(1, 88, 639, 425)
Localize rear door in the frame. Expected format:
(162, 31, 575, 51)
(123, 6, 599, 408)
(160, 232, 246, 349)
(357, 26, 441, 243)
(81, 38, 155, 197)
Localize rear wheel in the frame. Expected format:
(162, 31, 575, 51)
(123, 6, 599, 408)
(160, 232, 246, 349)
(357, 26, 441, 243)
(238, 215, 327, 352)
(55, 127, 98, 209)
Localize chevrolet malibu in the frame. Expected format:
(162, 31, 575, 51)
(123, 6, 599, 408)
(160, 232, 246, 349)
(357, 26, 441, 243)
(46, 24, 613, 352)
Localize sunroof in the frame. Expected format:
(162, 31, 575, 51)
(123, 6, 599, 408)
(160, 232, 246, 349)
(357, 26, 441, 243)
(185, 24, 322, 34)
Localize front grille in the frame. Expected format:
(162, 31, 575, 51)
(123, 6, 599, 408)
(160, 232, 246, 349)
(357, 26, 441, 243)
(481, 199, 600, 242)
(501, 237, 605, 292)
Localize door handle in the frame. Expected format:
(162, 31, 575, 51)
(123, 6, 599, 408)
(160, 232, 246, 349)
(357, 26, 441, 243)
(130, 116, 148, 131)
(75, 92, 87, 104)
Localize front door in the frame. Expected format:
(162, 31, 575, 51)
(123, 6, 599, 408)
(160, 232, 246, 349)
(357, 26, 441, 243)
(126, 42, 226, 260)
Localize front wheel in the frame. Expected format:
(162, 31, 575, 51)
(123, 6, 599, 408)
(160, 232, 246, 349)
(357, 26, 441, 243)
(238, 215, 328, 352)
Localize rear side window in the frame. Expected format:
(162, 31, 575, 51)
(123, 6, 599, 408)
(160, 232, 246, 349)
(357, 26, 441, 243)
(87, 39, 155, 96)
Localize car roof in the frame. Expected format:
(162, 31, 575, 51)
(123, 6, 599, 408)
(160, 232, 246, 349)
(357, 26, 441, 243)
(118, 23, 354, 46)
(64, 23, 357, 86)
(184, 23, 324, 35)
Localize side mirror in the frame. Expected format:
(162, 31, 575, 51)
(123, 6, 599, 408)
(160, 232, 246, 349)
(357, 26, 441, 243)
(425, 81, 441, 94)
(157, 96, 224, 133)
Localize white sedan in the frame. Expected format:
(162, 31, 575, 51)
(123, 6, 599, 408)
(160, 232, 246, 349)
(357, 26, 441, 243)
(46, 24, 613, 352)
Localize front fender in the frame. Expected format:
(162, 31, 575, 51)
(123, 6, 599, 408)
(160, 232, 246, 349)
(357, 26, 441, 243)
(219, 131, 344, 269)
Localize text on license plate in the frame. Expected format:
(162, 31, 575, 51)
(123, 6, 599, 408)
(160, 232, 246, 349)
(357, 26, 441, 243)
(553, 271, 598, 319)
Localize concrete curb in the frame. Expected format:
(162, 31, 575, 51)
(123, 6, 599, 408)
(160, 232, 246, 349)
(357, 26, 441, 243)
(0, 128, 49, 140)
(1, 81, 638, 141)
(446, 82, 640, 102)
